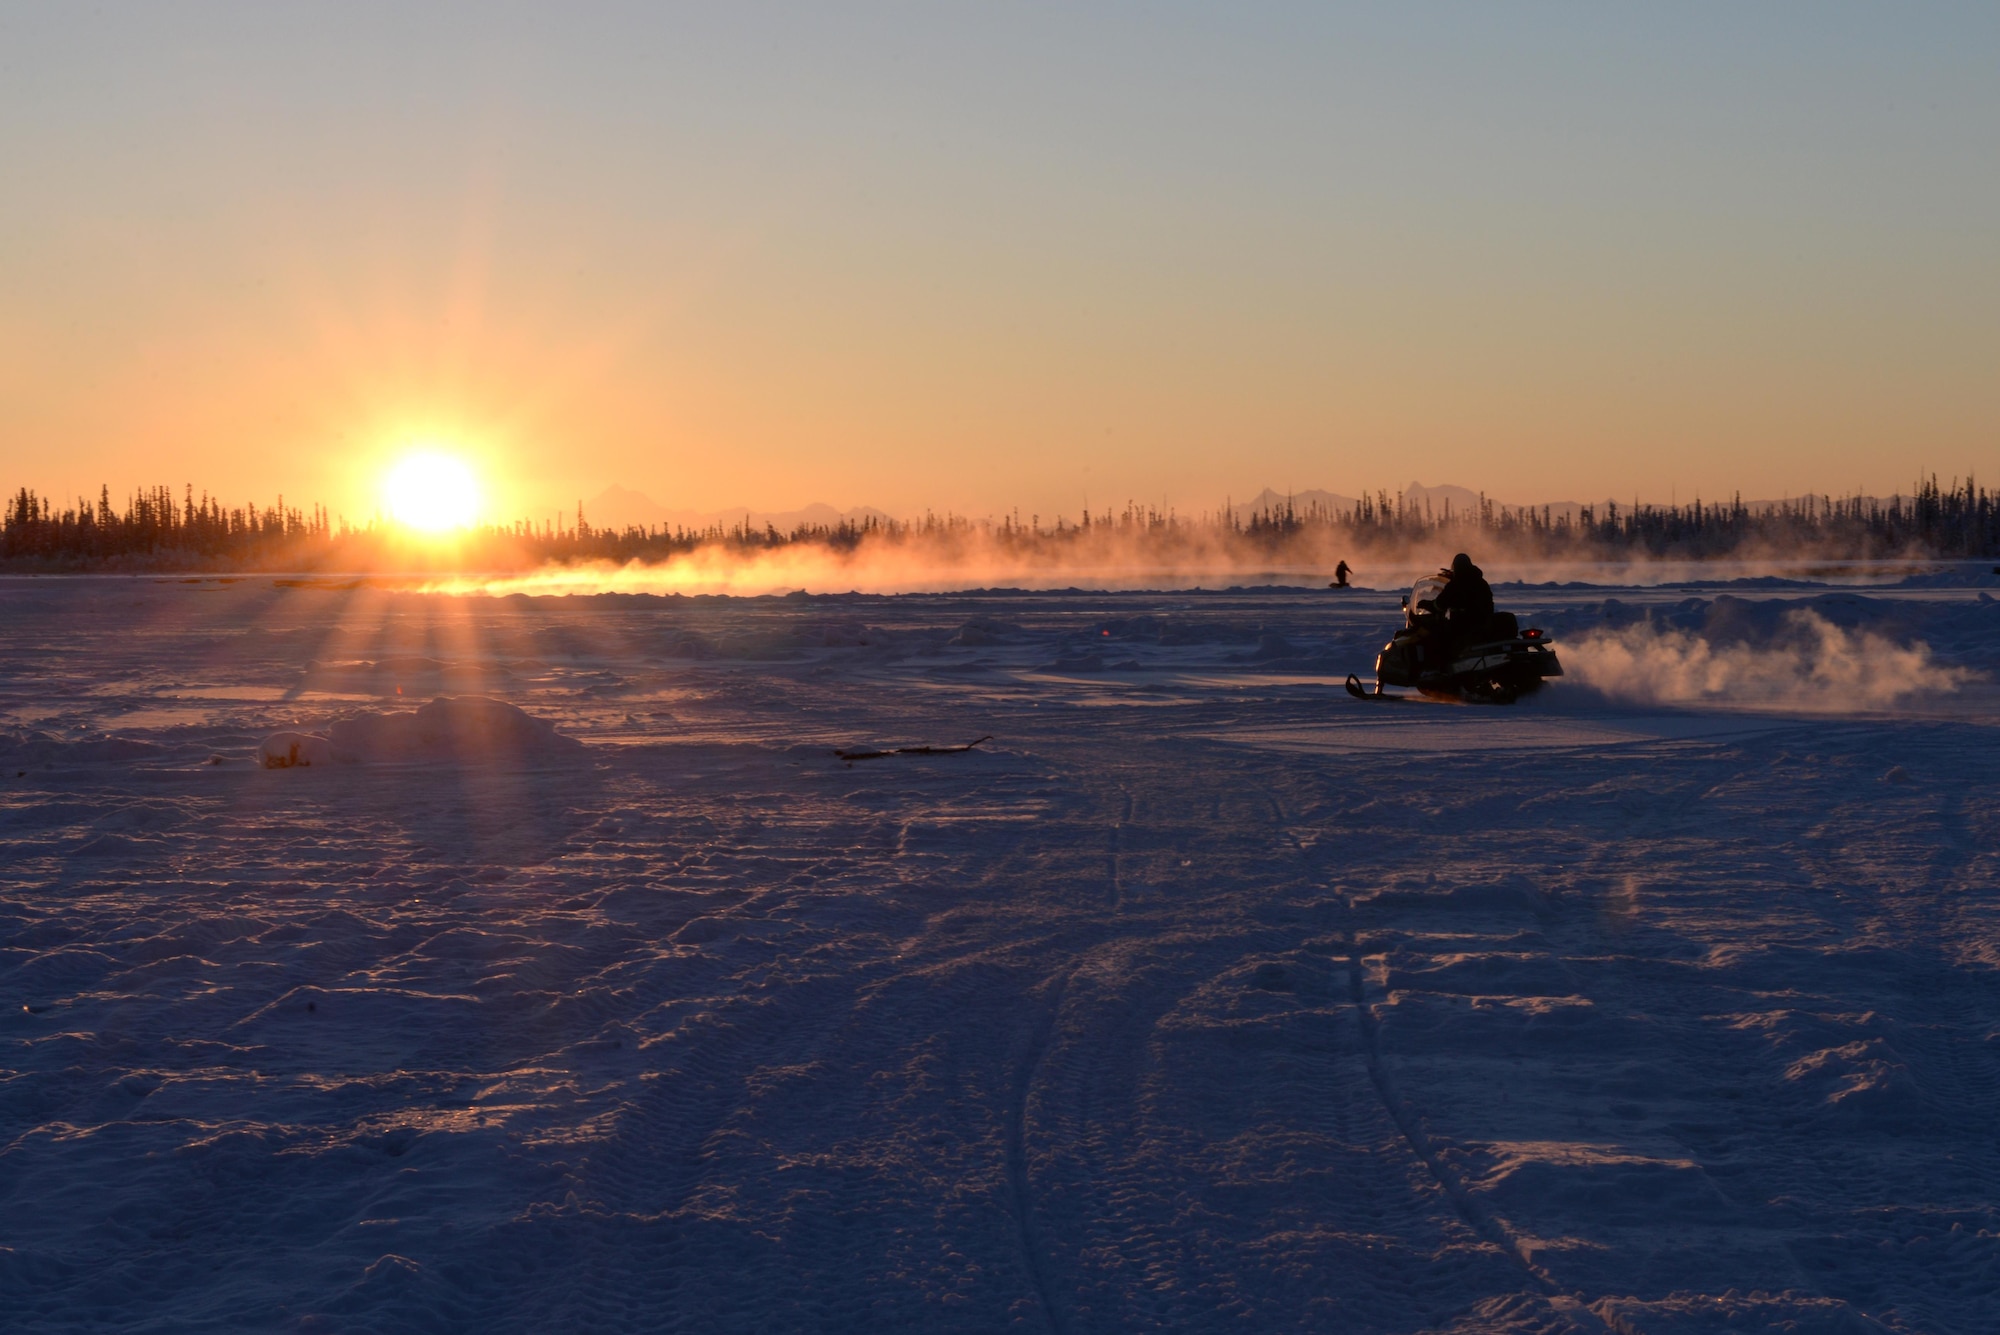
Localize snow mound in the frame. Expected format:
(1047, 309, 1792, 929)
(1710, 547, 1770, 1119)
(327, 697, 583, 764)
(1473, 1143, 1732, 1222)
(258, 731, 333, 768)
(1783, 1039, 1929, 1126)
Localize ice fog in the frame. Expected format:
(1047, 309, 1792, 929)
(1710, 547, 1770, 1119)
(422, 528, 1969, 599)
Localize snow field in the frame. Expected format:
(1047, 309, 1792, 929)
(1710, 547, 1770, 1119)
(1, 573, 1998, 1332)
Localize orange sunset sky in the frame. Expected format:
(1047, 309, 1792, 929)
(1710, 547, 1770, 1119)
(2, 4, 1996, 525)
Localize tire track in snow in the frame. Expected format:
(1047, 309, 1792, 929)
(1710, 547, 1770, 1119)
(1000, 763, 1545, 1329)
(1339, 939, 1622, 1335)
(1713, 748, 2000, 1333)
(1005, 969, 1075, 1335)
(1270, 810, 1620, 1335)
(1108, 785, 1133, 911)
(1013, 919, 1533, 1329)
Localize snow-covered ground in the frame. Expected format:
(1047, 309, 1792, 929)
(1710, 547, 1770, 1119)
(3, 569, 1999, 1333)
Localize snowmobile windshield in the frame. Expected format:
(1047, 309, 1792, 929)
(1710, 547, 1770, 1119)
(1410, 575, 1447, 614)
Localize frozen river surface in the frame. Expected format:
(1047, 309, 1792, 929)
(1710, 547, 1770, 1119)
(3, 572, 2000, 1333)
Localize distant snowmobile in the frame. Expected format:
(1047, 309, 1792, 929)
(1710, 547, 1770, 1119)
(1346, 572, 1562, 704)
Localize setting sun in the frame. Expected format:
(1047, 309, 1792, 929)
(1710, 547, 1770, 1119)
(383, 451, 481, 533)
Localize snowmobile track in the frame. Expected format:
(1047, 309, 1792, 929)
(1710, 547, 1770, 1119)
(1339, 939, 1618, 1334)
(1005, 970, 1075, 1335)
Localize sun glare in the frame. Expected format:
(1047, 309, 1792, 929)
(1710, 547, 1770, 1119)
(384, 451, 481, 533)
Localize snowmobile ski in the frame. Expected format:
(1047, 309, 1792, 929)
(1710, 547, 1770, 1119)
(1344, 673, 1413, 702)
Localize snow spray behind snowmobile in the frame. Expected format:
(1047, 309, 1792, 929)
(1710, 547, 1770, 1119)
(1346, 573, 1562, 704)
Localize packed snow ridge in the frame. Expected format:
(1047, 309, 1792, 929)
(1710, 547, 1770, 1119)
(261, 696, 583, 768)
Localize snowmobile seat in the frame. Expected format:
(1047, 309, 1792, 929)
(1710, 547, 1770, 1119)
(1482, 611, 1519, 642)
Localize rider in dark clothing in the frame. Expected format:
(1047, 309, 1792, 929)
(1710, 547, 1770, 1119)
(1430, 553, 1494, 657)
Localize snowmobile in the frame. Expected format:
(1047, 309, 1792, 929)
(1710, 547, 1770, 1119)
(1346, 573, 1562, 704)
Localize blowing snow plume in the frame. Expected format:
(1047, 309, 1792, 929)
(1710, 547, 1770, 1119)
(1568, 606, 1973, 710)
(424, 523, 1359, 596)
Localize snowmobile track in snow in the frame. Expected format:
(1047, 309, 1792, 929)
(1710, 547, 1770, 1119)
(1004, 969, 1075, 1335)
(1340, 937, 1618, 1335)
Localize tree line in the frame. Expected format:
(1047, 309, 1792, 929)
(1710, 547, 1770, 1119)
(1231, 475, 1998, 560)
(2, 476, 1994, 572)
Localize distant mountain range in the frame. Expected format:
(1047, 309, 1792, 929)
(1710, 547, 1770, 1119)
(582, 485, 896, 535)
